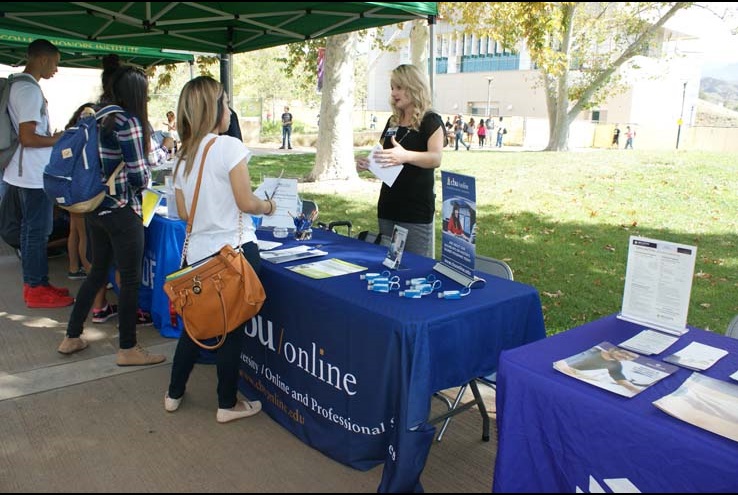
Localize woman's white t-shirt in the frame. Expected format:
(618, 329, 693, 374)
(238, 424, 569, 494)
(173, 133, 255, 264)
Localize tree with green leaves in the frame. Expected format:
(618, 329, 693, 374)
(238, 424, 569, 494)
(440, 2, 693, 151)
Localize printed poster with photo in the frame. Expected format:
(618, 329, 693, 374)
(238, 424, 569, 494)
(440, 171, 477, 280)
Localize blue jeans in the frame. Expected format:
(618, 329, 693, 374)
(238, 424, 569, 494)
(168, 241, 261, 409)
(455, 131, 468, 150)
(281, 126, 292, 148)
(66, 206, 144, 349)
(17, 187, 53, 287)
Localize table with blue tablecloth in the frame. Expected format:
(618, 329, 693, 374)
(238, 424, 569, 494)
(240, 228, 545, 492)
(143, 214, 546, 492)
(141, 213, 186, 338)
(493, 314, 738, 493)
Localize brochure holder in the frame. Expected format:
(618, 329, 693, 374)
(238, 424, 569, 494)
(432, 261, 486, 289)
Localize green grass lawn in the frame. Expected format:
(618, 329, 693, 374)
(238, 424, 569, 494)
(249, 148, 738, 336)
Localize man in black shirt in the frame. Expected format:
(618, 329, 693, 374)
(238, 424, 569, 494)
(279, 105, 292, 149)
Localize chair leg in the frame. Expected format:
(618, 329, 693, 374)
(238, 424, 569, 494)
(436, 384, 468, 442)
(468, 380, 490, 442)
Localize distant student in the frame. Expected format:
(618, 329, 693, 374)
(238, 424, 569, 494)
(611, 124, 621, 148)
(477, 119, 487, 148)
(624, 126, 635, 149)
(496, 117, 506, 148)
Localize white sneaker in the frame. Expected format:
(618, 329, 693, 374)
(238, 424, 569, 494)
(216, 400, 262, 423)
(164, 392, 182, 412)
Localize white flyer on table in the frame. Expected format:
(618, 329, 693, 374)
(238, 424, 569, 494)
(619, 329, 679, 355)
(254, 177, 299, 229)
(367, 144, 403, 187)
(618, 236, 697, 336)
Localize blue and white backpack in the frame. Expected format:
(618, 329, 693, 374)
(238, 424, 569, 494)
(43, 105, 125, 213)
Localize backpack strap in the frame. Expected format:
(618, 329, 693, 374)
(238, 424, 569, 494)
(95, 104, 124, 121)
(6, 73, 41, 178)
(104, 161, 126, 195)
(94, 105, 125, 193)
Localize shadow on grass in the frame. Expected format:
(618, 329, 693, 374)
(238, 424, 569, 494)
(470, 209, 738, 336)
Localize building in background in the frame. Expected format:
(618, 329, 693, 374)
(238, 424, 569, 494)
(367, 19, 707, 150)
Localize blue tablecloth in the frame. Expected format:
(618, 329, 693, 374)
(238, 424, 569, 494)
(493, 314, 738, 493)
(240, 228, 545, 492)
(143, 213, 186, 338)
(144, 215, 546, 492)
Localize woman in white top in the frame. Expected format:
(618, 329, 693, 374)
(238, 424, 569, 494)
(165, 76, 276, 424)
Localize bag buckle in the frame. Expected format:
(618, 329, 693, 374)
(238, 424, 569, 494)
(192, 276, 202, 294)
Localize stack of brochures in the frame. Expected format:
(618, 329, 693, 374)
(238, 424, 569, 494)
(653, 372, 738, 443)
(662, 342, 728, 371)
(553, 341, 678, 398)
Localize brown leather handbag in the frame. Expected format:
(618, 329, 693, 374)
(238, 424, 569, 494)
(163, 138, 266, 350)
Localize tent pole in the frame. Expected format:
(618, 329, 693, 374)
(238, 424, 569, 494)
(428, 15, 436, 104)
(220, 53, 233, 100)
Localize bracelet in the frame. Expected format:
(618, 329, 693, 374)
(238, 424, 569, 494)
(265, 199, 273, 215)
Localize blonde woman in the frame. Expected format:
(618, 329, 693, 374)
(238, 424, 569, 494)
(165, 76, 276, 423)
(355, 64, 444, 258)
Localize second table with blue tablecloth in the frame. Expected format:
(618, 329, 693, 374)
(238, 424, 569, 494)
(494, 314, 738, 493)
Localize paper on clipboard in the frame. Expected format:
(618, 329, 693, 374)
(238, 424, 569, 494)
(367, 144, 403, 187)
(254, 177, 299, 229)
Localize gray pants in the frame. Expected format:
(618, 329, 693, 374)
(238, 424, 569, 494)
(379, 218, 434, 259)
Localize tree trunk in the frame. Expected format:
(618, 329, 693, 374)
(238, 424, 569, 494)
(544, 3, 575, 151)
(410, 20, 429, 67)
(308, 32, 358, 182)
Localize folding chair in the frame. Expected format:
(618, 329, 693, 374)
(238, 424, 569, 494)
(302, 198, 353, 236)
(430, 255, 513, 442)
(727, 314, 738, 339)
(356, 230, 390, 247)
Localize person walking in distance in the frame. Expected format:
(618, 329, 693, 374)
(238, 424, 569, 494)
(57, 65, 166, 365)
(279, 105, 293, 150)
(496, 117, 506, 148)
(611, 124, 621, 148)
(477, 119, 487, 148)
(453, 115, 470, 151)
(624, 125, 635, 149)
(3, 39, 73, 308)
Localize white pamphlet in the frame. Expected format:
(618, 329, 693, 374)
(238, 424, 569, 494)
(618, 236, 697, 336)
(619, 330, 679, 355)
(254, 177, 299, 230)
(383, 225, 408, 269)
(259, 245, 327, 264)
(653, 372, 738, 443)
(286, 258, 367, 279)
(662, 341, 728, 371)
(367, 144, 403, 187)
(256, 240, 282, 251)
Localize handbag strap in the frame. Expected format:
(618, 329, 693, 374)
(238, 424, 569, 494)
(178, 136, 217, 268)
(177, 136, 244, 269)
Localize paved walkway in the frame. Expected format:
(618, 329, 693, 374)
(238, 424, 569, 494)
(0, 240, 498, 492)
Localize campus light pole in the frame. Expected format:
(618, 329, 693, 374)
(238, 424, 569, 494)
(486, 76, 494, 118)
(676, 81, 687, 149)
